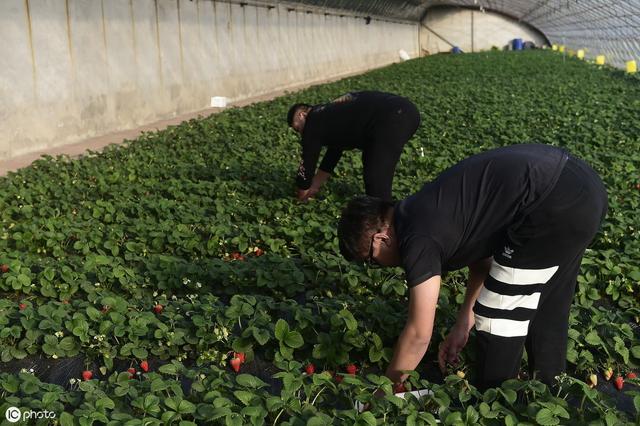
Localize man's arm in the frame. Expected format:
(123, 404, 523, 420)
(438, 257, 492, 371)
(301, 148, 343, 199)
(385, 275, 441, 384)
(296, 137, 322, 200)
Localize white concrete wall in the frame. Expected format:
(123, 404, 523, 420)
(0, 0, 418, 159)
(420, 7, 547, 55)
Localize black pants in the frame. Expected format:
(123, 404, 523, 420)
(362, 99, 420, 201)
(473, 154, 608, 389)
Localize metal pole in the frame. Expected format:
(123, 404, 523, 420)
(471, 9, 474, 53)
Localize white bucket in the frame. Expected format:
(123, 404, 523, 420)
(210, 96, 228, 108)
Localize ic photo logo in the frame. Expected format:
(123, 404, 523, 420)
(5, 406, 57, 423)
(5, 407, 21, 423)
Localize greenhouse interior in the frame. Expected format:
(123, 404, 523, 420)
(0, 0, 639, 424)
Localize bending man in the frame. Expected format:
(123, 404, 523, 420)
(338, 144, 607, 389)
(287, 91, 421, 201)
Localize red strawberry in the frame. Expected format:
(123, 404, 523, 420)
(335, 374, 343, 383)
(345, 364, 357, 375)
(231, 252, 244, 261)
(393, 382, 406, 393)
(82, 370, 93, 381)
(127, 368, 136, 378)
(140, 360, 149, 372)
(19, 303, 27, 311)
(229, 357, 241, 373)
(614, 376, 624, 391)
(153, 304, 163, 314)
(234, 352, 246, 364)
(255, 248, 264, 257)
(627, 372, 637, 379)
(305, 363, 315, 375)
(0, 264, 9, 273)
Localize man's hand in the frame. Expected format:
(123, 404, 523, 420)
(297, 188, 319, 202)
(438, 323, 470, 373)
(297, 188, 311, 202)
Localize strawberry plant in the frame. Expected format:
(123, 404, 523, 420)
(0, 50, 639, 422)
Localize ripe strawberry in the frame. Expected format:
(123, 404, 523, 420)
(82, 370, 93, 381)
(229, 356, 241, 373)
(589, 373, 598, 387)
(140, 360, 149, 372)
(231, 252, 245, 261)
(614, 376, 624, 390)
(127, 368, 136, 379)
(393, 382, 406, 393)
(305, 363, 315, 375)
(627, 372, 637, 379)
(19, 303, 27, 311)
(604, 367, 613, 381)
(345, 364, 357, 375)
(255, 248, 264, 257)
(335, 374, 343, 383)
(153, 304, 163, 314)
(0, 264, 9, 273)
(234, 352, 246, 364)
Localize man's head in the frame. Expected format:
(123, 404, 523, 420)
(338, 196, 402, 267)
(287, 103, 312, 134)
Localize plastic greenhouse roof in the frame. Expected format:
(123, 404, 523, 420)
(283, 0, 640, 67)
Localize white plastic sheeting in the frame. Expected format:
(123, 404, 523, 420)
(286, 0, 640, 67)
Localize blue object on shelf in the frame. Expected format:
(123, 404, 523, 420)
(451, 46, 462, 54)
(513, 38, 524, 50)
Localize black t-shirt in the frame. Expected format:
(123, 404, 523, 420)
(296, 91, 410, 189)
(394, 144, 569, 287)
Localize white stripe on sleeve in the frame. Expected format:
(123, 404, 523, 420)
(490, 261, 559, 285)
(474, 314, 530, 337)
(477, 288, 541, 310)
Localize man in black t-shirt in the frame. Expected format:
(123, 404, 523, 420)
(287, 91, 421, 202)
(338, 144, 608, 389)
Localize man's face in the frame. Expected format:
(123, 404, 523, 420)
(292, 109, 307, 134)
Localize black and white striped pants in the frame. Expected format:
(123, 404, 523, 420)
(473, 154, 608, 389)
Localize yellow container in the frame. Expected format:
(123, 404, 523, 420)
(559, 45, 565, 53)
(552, 44, 558, 51)
(577, 49, 585, 59)
(596, 55, 605, 65)
(626, 60, 637, 74)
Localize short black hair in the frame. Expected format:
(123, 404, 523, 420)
(287, 103, 312, 127)
(338, 196, 395, 261)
